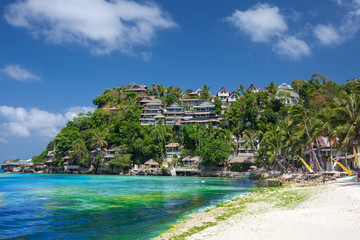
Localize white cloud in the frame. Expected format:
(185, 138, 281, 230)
(0, 106, 95, 138)
(272, 36, 311, 60)
(4, 0, 176, 55)
(226, 3, 287, 43)
(225, 3, 310, 60)
(313, 24, 341, 45)
(314, 0, 360, 45)
(1, 64, 41, 82)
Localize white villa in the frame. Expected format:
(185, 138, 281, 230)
(165, 143, 183, 160)
(216, 87, 230, 103)
(275, 83, 299, 105)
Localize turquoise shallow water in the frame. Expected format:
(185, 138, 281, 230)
(0, 174, 256, 239)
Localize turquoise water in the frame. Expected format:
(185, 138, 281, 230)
(0, 174, 256, 239)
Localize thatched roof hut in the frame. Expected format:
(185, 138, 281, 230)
(144, 159, 159, 169)
(229, 153, 255, 164)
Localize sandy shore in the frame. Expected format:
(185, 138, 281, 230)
(156, 177, 360, 240)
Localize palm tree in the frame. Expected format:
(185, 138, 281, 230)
(194, 123, 202, 151)
(290, 105, 323, 172)
(260, 125, 287, 168)
(242, 130, 259, 152)
(91, 130, 108, 170)
(329, 93, 360, 150)
(201, 85, 211, 101)
(92, 132, 108, 150)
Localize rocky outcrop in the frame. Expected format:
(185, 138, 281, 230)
(130, 168, 165, 176)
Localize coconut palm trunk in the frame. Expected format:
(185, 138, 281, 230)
(305, 124, 323, 172)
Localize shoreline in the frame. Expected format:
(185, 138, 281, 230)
(155, 176, 360, 240)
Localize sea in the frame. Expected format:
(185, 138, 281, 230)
(0, 174, 258, 239)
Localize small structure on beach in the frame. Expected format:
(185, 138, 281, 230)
(144, 159, 159, 170)
(165, 143, 183, 160)
(182, 156, 202, 168)
(229, 153, 256, 165)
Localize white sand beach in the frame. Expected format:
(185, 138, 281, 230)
(188, 177, 360, 240)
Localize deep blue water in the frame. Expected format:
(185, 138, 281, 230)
(0, 174, 256, 239)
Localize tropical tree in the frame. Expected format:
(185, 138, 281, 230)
(289, 105, 323, 172)
(257, 124, 286, 168)
(91, 130, 108, 171)
(200, 85, 211, 101)
(242, 129, 259, 151)
(70, 139, 90, 167)
(328, 93, 360, 151)
(200, 139, 232, 167)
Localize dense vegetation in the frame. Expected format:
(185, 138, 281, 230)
(32, 76, 360, 172)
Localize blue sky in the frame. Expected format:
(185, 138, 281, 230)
(0, 0, 359, 161)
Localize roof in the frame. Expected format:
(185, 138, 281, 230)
(90, 148, 101, 153)
(183, 118, 221, 123)
(216, 87, 230, 96)
(182, 156, 201, 162)
(248, 84, 260, 91)
(278, 83, 293, 90)
(227, 92, 240, 102)
(229, 91, 240, 98)
(229, 153, 255, 164)
(194, 88, 202, 94)
(144, 100, 163, 106)
(194, 101, 215, 107)
(144, 159, 159, 165)
(126, 84, 148, 91)
(47, 150, 56, 157)
(154, 114, 165, 119)
(165, 143, 182, 148)
(139, 118, 156, 121)
(140, 96, 156, 102)
(167, 102, 183, 108)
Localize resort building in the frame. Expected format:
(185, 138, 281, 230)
(188, 88, 202, 98)
(275, 83, 299, 105)
(165, 143, 183, 160)
(140, 96, 156, 106)
(90, 148, 102, 165)
(229, 153, 256, 165)
(103, 148, 119, 162)
(179, 98, 203, 111)
(182, 156, 202, 168)
(227, 91, 240, 106)
(183, 101, 221, 125)
(125, 84, 148, 94)
(216, 87, 230, 103)
(143, 159, 159, 170)
(63, 151, 79, 172)
(248, 84, 261, 93)
(140, 99, 165, 125)
(179, 89, 202, 110)
(305, 137, 360, 172)
(164, 102, 185, 125)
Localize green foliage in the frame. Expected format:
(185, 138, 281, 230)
(32, 151, 48, 164)
(108, 153, 131, 169)
(70, 139, 90, 167)
(200, 139, 231, 167)
(213, 97, 222, 111)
